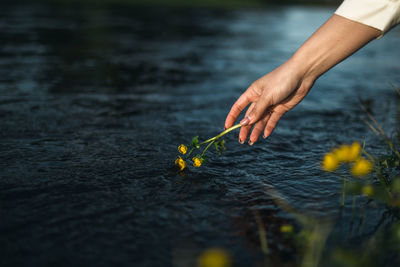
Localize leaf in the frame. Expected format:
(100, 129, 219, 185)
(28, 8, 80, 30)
(191, 136, 200, 148)
(214, 139, 226, 155)
(379, 154, 400, 169)
(220, 139, 226, 151)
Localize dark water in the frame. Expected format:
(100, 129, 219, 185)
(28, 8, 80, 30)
(1, 2, 399, 267)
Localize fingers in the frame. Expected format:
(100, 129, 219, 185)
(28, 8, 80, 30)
(249, 117, 270, 145)
(224, 93, 251, 129)
(238, 103, 254, 144)
(242, 92, 273, 126)
(239, 110, 285, 145)
(239, 125, 252, 144)
(263, 111, 284, 138)
(240, 103, 272, 145)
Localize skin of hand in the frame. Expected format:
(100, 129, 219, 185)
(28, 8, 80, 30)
(224, 14, 381, 145)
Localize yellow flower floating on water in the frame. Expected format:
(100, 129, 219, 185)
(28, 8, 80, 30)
(175, 156, 186, 171)
(178, 144, 187, 154)
(174, 124, 242, 171)
(197, 247, 232, 267)
(193, 157, 203, 167)
(351, 158, 373, 177)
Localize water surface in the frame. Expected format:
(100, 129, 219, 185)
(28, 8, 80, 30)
(1, 2, 399, 266)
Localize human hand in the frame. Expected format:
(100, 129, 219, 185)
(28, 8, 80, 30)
(224, 60, 315, 145)
(224, 14, 381, 146)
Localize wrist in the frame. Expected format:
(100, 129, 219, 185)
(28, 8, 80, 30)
(285, 54, 318, 88)
(286, 14, 381, 87)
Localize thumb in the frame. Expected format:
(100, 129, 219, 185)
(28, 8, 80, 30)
(240, 94, 273, 126)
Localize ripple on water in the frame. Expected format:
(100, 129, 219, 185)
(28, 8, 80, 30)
(1, 2, 400, 266)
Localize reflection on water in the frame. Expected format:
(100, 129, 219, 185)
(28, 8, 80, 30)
(1, 2, 399, 266)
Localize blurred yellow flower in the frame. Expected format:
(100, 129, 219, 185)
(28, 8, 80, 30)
(322, 153, 339, 171)
(175, 156, 186, 171)
(197, 248, 231, 267)
(347, 142, 361, 162)
(178, 144, 188, 154)
(333, 145, 351, 162)
(280, 224, 294, 233)
(362, 185, 374, 197)
(351, 158, 373, 177)
(193, 157, 203, 167)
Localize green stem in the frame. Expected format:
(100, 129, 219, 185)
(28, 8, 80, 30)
(362, 148, 375, 164)
(186, 147, 195, 158)
(359, 202, 365, 231)
(199, 124, 242, 145)
(201, 140, 215, 157)
(253, 210, 269, 255)
(376, 167, 393, 202)
(341, 175, 346, 207)
(351, 196, 356, 222)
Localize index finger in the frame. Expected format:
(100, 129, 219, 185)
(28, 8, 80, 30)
(224, 93, 251, 129)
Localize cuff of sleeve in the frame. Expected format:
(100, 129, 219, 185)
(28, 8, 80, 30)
(335, 0, 400, 38)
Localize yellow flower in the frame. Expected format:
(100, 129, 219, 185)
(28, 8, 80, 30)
(351, 158, 373, 177)
(197, 248, 231, 267)
(332, 142, 361, 163)
(333, 145, 351, 162)
(175, 156, 186, 171)
(362, 185, 374, 197)
(322, 153, 339, 172)
(280, 224, 294, 233)
(193, 157, 203, 167)
(178, 144, 188, 154)
(347, 142, 361, 162)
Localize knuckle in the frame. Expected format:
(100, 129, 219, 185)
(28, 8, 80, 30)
(249, 82, 258, 90)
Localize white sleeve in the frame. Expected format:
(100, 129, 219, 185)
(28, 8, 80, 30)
(335, 0, 400, 37)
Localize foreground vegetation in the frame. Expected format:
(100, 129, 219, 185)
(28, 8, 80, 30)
(194, 85, 400, 267)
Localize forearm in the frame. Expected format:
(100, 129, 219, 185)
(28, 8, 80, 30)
(226, 5, 397, 142)
(288, 14, 381, 83)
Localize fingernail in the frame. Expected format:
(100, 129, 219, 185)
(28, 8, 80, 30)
(239, 139, 244, 144)
(263, 135, 267, 139)
(240, 117, 250, 126)
(248, 140, 254, 146)
(224, 126, 227, 130)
